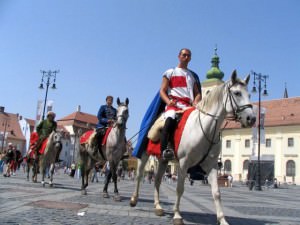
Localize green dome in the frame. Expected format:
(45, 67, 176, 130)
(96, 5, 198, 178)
(206, 48, 224, 80)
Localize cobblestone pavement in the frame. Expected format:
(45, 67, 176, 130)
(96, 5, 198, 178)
(1, 170, 300, 225)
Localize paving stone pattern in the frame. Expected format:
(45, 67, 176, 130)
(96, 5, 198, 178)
(1, 170, 300, 225)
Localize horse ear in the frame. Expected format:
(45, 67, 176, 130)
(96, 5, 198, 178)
(117, 97, 121, 106)
(244, 74, 250, 85)
(125, 98, 129, 106)
(231, 70, 237, 84)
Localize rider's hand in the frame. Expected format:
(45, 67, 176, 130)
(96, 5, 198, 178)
(168, 99, 176, 106)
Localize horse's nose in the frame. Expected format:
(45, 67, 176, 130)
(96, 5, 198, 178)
(247, 116, 256, 126)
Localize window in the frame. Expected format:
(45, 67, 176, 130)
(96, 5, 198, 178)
(266, 138, 271, 148)
(288, 138, 294, 147)
(226, 140, 231, 148)
(224, 160, 232, 173)
(286, 160, 296, 177)
(243, 160, 249, 171)
(245, 139, 250, 148)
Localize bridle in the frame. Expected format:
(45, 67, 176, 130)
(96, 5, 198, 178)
(197, 82, 252, 164)
(114, 104, 129, 129)
(224, 82, 253, 122)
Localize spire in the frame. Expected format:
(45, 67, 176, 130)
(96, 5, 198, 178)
(206, 46, 224, 80)
(283, 82, 288, 98)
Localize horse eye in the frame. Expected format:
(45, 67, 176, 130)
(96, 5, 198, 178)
(234, 91, 242, 97)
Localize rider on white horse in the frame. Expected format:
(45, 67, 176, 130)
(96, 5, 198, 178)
(159, 48, 202, 160)
(36, 111, 60, 162)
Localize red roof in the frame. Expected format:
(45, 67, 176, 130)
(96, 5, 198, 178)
(0, 112, 25, 141)
(57, 111, 98, 126)
(223, 97, 300, 129)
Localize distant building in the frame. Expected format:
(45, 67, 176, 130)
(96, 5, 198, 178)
(57, 105, 97, 165)
(0, 106, 26, 154)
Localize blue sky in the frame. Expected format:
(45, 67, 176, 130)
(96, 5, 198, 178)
(1, 0, 299, 141)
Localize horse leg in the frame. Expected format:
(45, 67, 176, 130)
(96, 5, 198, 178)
(26, 162, 30, 181)
(33, 160, 38, 183)
(112, 165, 121, 201)
(49, 164, 55, 187)
(103, 170, 112, 198)
(154, 160, 168, 216)
(81, 165, 87, 195)
(173, 162, 188, 225)
(208, 168, 229, 225)
(130, 151, 149, 207)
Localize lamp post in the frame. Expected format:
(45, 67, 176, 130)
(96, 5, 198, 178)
(39, 70, 59, 120)
(251, 71, 269, 191)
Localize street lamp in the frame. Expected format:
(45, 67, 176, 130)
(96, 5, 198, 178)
(251, 71, 269, 191)
(39, 70, 59, 120)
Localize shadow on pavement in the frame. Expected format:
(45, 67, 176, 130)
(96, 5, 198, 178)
(181, 211, 277, 225)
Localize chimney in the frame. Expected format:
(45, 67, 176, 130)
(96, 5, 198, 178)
(77, 105, 81, 112)
(0, 106, 4, 113)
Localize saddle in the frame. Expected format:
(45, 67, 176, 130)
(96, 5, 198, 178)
(146, 107, 195, 158)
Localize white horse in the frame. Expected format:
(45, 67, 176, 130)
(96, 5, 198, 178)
(130, 71, 256, 225)
(39, 131, 63, 187)
(80, 98, 129, 201)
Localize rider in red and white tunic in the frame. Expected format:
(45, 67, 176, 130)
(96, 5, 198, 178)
(160, 48, 202, 160)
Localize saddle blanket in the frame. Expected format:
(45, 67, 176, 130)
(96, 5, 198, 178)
(80, 127, 112, 146)
(29, 132, 48, 155)
(147, 107, 195, 158)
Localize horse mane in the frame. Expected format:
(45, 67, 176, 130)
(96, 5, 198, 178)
(197, 82, 227, 112)
(44, 131, 55, 153)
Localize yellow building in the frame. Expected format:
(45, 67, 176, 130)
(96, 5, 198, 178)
(221, 97, 300, 185)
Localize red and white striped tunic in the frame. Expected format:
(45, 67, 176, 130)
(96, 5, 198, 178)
(163, 67, 195, 117)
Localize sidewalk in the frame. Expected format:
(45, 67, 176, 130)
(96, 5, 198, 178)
(0, 170, 300, 225)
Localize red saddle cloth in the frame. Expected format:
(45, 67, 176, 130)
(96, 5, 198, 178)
(147, 107, 195, 158)
(29, 132, 48, 155)
(80, 127, 113, 146)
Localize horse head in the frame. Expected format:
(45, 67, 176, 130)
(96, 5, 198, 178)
(49, 131, 63, 152)
(116, 97, 129, 128)
(225, 70, 256, 128)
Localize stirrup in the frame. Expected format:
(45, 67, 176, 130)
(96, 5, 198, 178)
(162, 148, 175, 161)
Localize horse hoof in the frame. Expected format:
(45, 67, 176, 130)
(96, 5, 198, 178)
(173, 218, 184, 225)
(103, 192, 109, 198)
(41, 181, 45, 187)
(114, 194, 121, 202)
(81, 189, 87, 195)
(154, 208, 164, 216)
(129, 197, 137, 207)
(49, 183, 53, 187)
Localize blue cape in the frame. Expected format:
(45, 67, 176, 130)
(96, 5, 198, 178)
(132, 70, 201, 159)
(132, 91, 165, 158)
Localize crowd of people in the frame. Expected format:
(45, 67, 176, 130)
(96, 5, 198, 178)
(0, 143, 23, 177)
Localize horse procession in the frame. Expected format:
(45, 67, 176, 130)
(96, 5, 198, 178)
(2, 49, 256, 225)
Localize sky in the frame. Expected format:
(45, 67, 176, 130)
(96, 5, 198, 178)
(0, 0, 299, 142)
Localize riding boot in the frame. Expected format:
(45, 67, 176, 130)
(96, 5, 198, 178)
(55, 148, 62, 163)
(160, 117, 176, 161)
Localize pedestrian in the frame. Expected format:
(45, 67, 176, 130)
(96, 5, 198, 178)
(228, 174, 233, 188)
(102, 161, 111, 183)
(70, 161, 76, 178)
(91, 163, 100, 183)
(148, 166, 155, 184)
(159, 48, 202, 160)
(3, 143, 14, 177)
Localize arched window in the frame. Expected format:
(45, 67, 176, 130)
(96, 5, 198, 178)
(286, 160, 296, 177)
(224, 160, 232, 173)
(243, 160, 249, 171)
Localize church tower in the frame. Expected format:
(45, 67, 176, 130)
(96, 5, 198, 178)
(201, 47, 225, 95)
